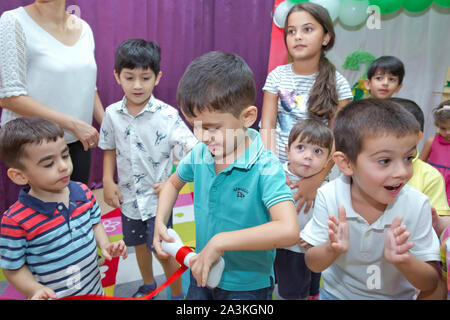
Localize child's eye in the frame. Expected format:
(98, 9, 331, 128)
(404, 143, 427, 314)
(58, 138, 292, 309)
(62, 153, 70, 159)
(303, 27, 313, 33)
(378, 158, 390, 165)
(288, 29, 296, 35)
(126, 78, 133, 81)
(296, 144, 305, 151)
(389, 77, 397, 83)
(375, 76, 384, 81)
(314, 148, 324, 155)
(43, 162, 54, 168)
(405, 155, 414, 163)
(143, 78, 150, 81)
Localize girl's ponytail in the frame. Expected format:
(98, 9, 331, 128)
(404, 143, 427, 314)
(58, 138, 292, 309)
(307, 54, 338, 121)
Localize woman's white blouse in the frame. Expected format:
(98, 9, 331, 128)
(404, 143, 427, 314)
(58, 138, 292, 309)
(0, 7, 97, 144)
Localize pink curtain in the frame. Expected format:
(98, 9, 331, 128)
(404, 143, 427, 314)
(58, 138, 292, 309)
(0, 0, 275, 214)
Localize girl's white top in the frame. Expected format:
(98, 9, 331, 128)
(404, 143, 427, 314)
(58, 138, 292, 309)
(0, 7, 97, 144)
(263, 63, 353, 163)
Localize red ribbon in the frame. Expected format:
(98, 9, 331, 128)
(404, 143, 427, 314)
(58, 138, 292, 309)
(59, 246, 194, 301)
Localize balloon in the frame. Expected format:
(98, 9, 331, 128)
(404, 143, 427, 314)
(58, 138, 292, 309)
(273, 1, 296, 28)
(403, 0, 432, 12)
(369, 0, 404, 14)
(309, 0, 341, 21)
(288, 0, 309, 3)
(339, 0, 369, 27)
(433, 0, 450, 7)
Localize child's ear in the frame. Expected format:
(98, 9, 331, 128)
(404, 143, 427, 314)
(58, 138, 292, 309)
(332, 151, 354, 176)
(113, 70, 121, 85)
(155, 71, 162, 86)
(322, 32, 331, 47)
(364, 78, 372, 91)
(7, 168, 29, 186)
(241, 106, 258, 128)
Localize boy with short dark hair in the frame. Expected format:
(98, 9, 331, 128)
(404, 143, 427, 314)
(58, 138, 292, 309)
(301, 99, 441, 299)
(99, 38, 197, 299)
(0, 117, 127, 300)
(153, 51, 299, 300)
(365, 56, 405, 99)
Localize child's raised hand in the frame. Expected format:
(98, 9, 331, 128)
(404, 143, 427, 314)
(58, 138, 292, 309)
(328, 206, 349, 254)
(384, 216, 414, 264)
(101, 240, 127, 261)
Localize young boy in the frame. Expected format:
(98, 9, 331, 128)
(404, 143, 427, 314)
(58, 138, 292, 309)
(99, 39, 197, 299)
(153, 51, 299, 300)
(301, 99, 441, 300)
(364, 56, 404, 99)
(0, 117, 127, 300)
(275, 119, 333, 300)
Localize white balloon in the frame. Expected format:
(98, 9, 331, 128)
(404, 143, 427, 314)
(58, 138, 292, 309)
(338, 0, 369, 27)
(273, 1, 295, 28)
(310, 0, 341, 22)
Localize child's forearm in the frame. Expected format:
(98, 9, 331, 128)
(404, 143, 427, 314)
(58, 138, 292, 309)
(93, 222, 110, 251)
(205, 201, 299, 253)
(305, 242, 341, 273)
(394, 257, 439, 292)
(3, 266, 46, 299)
(155, 173, 185, 226)
(102, 150, 116, 184)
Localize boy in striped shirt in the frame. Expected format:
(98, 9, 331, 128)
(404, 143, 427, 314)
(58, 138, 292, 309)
(0, 117, 127, 299)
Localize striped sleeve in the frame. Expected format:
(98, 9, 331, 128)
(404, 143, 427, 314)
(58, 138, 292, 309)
(79, 183, 101, 225)
(336, 71, 353, 101)
(0, 208, 27, 270)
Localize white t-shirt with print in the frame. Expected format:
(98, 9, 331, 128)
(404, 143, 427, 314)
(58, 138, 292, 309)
(263, 63, 353, 163)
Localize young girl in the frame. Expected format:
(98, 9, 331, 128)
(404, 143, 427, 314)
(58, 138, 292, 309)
(261, 2, 353, 212)
(420, 100, 450, 205)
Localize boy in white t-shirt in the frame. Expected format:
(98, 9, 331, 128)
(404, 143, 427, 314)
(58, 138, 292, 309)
(301, 99, 441, 300)
(275, 119, 333, 300)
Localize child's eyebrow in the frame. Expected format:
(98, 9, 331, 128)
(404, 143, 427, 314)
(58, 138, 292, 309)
(369, 145, 416, 157)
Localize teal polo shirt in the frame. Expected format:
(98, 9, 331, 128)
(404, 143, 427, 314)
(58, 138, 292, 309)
(177, 128, 294, 291)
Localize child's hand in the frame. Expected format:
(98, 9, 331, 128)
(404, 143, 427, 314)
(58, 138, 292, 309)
(100, 240, 127, 261)
(103, 182, 123, 208)
(30, 286, 57, 300)
(328, 206, 349, 254)
(190, 236, 224, 287)
(153, 223, 173, 259)
(153, 182, 166, 195)
(384, 216, 414, 264)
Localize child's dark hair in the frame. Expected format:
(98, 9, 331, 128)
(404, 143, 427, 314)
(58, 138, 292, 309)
(433, 99, 450, 125)
(288, 118, 334, 154)
(389, 97, 424, 132)
(333, 99, 420, 163)
(177, 51, 256, 118)
(284, 2, 338, 121)
(114, 38, 161, 75)
(367, 56, 405, 84)
(0, 117, 65, 169)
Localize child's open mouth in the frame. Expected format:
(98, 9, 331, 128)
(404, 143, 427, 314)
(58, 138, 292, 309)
(384, 184, 403, 195)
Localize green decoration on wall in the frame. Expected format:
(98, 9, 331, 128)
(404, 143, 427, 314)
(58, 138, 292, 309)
(343, 51, 376, 101)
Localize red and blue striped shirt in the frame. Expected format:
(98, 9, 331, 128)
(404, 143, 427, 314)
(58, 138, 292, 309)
(0, 181, 103, 298)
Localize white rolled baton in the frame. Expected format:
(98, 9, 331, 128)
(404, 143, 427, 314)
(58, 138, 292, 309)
(161, 228, 225, 288)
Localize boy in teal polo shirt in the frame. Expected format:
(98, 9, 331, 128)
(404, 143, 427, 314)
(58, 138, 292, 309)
(154, 51, 299, 300)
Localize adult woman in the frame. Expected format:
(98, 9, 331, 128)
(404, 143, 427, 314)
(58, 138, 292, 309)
(0, 0, 104, 184)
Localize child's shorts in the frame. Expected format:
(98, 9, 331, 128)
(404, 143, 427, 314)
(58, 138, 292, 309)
(274, 248, 321, 299)
(121, 214, 173, 252)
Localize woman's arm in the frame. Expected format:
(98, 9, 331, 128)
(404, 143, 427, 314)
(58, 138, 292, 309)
(93, 91, 105, 125)
(1, 95, 99, 150)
